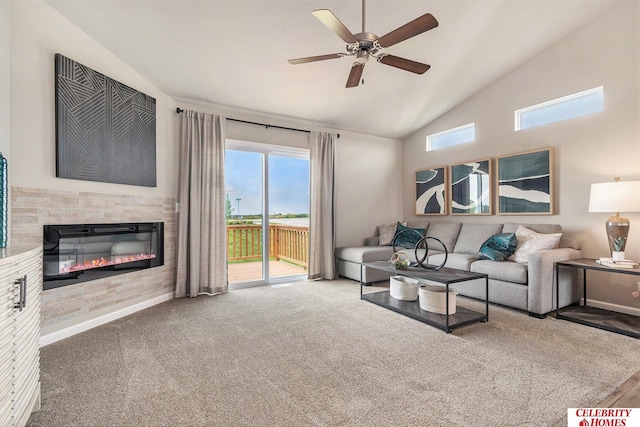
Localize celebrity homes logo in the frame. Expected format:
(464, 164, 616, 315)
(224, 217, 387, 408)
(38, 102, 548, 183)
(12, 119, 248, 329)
(568, 408, 639, 426)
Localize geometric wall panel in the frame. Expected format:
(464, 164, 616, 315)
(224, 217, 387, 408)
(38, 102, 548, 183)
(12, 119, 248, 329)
(55, 54, 157, 187)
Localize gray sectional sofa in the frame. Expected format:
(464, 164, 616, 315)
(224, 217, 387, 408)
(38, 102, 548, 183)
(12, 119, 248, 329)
(335, 222, 582, 317)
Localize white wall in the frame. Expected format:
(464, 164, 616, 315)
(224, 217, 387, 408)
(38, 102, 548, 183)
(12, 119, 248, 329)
(175, 101, 404, 248)
(10, 0, 175, 198)
(1, 1, 11, 244)
(334, 131, 403, 247)
(9, 0, 180, 335)
(9, 0, 403, 281)
(403, 1, 640, 306)
(0, 1, 9, 158)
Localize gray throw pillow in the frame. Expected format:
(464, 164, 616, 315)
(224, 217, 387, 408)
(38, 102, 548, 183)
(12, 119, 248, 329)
(378, 223, 397, 246)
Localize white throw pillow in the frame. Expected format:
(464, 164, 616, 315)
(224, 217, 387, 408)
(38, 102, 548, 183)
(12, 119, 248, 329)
(508, 225, 562, 263)
(378, 223, 397, 246)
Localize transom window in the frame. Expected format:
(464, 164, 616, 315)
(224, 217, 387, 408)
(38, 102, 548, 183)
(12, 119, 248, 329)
(426, 123, 475, 151)
(515, 86, 604, 131)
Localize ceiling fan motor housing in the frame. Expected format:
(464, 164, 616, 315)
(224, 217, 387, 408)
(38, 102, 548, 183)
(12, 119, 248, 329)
(347, 32, 379, 55)
(288, 7, 438, 87)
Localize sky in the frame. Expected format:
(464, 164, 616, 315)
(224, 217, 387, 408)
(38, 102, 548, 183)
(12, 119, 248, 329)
(225, 149, 310, 216)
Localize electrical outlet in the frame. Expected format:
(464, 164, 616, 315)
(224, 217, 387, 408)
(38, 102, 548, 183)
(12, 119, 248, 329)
(637, 281, 640, 292)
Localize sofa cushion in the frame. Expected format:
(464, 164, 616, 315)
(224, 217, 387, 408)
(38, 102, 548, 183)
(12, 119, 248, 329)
(377, 223, 397, 245)
(478, 233, 517, 261)
(502, 223, 561, 235)
(424, 223, 462, 252)
(503, 223, 579, 250)
(453, 223, 504, 255)
(335, 246, 395, 263)
(470, 260, 528, 284)
(428, 253, 478, 270)
(393, 222, 425, 248)
(508, 225, 562, 263)
(406, 221, 429, 230)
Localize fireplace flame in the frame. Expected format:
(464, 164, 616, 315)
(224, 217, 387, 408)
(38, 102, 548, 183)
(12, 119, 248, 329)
(60, 253, 157, 274)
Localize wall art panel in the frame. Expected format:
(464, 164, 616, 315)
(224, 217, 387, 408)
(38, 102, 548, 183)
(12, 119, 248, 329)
(415, 166, 448, 215)
(497, 148, 554, 215)
(450, 159, 492, 215)
(55, 54, 156, 187)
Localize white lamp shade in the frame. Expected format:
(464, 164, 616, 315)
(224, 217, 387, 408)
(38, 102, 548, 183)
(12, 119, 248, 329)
(588, 181, 640, 213)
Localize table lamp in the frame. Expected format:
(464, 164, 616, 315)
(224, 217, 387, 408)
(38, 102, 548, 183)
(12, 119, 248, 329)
(588, 178, 640, 260)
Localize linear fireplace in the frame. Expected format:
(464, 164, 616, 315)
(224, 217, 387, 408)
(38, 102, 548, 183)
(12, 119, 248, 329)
(43, 222, 164, 290)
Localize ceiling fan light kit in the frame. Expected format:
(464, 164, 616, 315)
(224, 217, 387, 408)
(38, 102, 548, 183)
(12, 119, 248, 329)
(288, 0, 438, 88)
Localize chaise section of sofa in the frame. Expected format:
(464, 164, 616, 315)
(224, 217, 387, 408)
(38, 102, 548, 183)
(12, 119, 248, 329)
(334, 244, 397, 283)
(334, 221, 582, 317)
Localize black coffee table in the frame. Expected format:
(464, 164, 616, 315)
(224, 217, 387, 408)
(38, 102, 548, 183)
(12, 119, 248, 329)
(361, 260, 489, 333)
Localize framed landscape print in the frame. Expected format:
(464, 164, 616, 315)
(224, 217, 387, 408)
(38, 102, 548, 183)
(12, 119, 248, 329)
(450, 159, 492, 215)
(415, 166, 448, 215)
(497, 148, 554, 215)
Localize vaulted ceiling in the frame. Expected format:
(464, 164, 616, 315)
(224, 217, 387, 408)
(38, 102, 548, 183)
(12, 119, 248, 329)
(43, 0, 619, 139)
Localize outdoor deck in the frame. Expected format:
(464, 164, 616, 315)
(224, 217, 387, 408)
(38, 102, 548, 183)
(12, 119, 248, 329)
(227, 223, 308, 283)
(228, 260, 307, 283)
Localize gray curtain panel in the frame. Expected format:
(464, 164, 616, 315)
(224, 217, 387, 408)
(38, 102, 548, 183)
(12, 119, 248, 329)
(308, 131, 336, 280)
(175, 110, 228, 297)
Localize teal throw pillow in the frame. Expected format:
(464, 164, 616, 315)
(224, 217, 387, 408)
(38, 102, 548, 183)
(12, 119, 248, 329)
(393, 222, 425, 249)
(478, 233, 517, 261)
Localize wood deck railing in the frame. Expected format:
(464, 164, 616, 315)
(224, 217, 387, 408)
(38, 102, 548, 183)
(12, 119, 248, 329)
(227, 224, 309, 269)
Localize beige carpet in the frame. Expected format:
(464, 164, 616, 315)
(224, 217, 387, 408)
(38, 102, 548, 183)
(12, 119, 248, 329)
(27, 279, 640, 427)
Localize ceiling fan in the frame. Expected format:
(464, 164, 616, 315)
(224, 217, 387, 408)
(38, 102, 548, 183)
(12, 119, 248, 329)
(288, 0, 438, 88)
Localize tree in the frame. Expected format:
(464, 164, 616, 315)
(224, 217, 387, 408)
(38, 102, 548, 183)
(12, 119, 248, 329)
(226, 198, 234, 219)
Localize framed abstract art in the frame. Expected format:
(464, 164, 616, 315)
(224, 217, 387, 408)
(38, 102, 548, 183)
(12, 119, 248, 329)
(450, 159, 492, 215)
(415, 166, 448, 215)
(497, 148, 554, 215)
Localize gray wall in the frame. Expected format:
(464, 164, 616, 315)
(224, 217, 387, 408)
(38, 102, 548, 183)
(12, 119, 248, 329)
(403, 1, 640, 308)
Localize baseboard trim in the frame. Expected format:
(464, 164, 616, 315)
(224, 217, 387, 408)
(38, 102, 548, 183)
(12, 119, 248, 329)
(584, 299, 640, 317)
(40, 292, 174, 347)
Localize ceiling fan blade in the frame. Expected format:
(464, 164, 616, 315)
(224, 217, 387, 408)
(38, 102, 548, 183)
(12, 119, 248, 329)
(346, 63, 364, 88)
(376, 13, 438, 48)
(378, 54, 430, 74)
(312, 9, 358, 44)
(288, 54, 345, 65)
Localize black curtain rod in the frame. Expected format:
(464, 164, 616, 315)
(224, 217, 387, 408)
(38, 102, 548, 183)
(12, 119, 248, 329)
(175, 108, 339, 138)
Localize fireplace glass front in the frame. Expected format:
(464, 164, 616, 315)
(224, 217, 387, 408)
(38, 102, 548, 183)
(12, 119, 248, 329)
(43, 222, 164, 290)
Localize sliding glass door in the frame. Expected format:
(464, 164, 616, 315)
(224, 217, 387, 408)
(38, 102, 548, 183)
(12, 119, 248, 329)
(225, 140, 309, 288)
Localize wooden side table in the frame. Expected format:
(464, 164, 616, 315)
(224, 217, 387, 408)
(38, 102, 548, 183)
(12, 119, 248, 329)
(555, 258, 640, 338)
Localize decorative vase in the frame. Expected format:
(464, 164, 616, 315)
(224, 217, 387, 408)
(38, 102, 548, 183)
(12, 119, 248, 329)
(390, 252, 410, 269)
(612, 251, 625, 261)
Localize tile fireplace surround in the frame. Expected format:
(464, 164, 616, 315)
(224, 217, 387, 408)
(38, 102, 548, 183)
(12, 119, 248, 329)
(11, 187, 176, 331)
